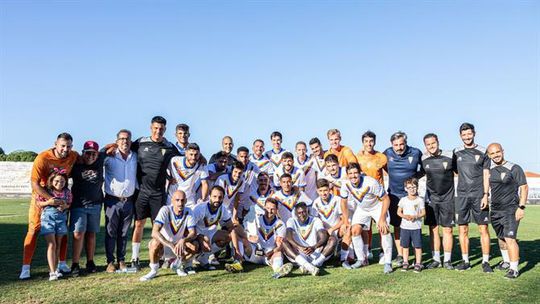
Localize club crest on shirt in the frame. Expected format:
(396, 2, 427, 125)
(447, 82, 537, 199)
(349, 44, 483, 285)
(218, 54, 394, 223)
(458, 156, 462, 161)
(408, 156, 413, 164)
(425, 164, 430, 169)
(500, 173, 506, 181)
(442, 162, 448, 169)
(475, 155, 481, 162)
(161, 149, 166, 156)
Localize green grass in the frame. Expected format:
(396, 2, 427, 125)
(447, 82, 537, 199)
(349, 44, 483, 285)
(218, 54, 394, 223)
(0, 199, 539, 304)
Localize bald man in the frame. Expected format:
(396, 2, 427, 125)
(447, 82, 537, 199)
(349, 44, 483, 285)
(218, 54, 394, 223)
(140, 190, 199, 281)
(209, 136, 237, 165)
(486, 143, 528, 279)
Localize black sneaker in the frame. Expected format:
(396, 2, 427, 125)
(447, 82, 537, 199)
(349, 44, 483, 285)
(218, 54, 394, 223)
(86, 260, 97, 273)
(443, 261, 454, 270)
(504, 269, 519, 279)
(482, 262, 493, 273)
(394, 255, 404, 267)
(455, 261, 471, 271)
(426, 261, 441, 269)
(71, 263, 80, 277)
(131, 259, 142, 271)
(496, 261, 510, 271)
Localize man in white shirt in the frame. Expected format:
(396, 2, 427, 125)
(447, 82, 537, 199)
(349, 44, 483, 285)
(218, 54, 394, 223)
(103, 129, 138, 273)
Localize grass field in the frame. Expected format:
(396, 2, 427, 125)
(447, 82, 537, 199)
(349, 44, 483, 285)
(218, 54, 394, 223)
(0, 199, 539, 304)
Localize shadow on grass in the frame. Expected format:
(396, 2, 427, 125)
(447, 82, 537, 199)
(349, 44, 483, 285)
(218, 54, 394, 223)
(1, 222, 539, 286)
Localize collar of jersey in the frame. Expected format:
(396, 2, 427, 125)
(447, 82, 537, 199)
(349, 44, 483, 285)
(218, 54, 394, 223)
(183, 157, 197, 169)
(296, 156, 309, 165)
(297, 216, 312, 227)
(228, 173, 239, 185)
(262, 215, 277, 226)
(207, 202, 220, 215)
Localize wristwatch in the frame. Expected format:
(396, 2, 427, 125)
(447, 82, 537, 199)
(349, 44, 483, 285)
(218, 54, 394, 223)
(519, 205, 526, 210)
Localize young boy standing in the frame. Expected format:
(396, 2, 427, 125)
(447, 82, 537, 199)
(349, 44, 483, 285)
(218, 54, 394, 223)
(397, 177, 426, 272)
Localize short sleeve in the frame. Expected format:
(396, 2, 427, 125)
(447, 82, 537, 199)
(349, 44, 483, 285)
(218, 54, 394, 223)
(286, 218, 295, 229)
(154, 206, 168, 225)
(31, 154, 47, 183)
(418, 198, 425, 210)
(398, 197, 405, 208)
(513, 165, 527, 186)
(368, 177, 386, 198)
(186, 213, 196, 229)
(340, 183, 349, 199)
(200, 165, 209, 180)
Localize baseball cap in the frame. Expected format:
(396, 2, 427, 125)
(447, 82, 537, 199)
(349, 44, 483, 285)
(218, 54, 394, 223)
(83, 141, 99, 152)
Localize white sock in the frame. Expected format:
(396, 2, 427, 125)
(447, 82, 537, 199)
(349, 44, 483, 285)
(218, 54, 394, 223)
(352, 236, 366, 262)
(381, 234, 393, 264)
(149, 262, 159, 272)
(444, 252, 452, 263)
(340, 248, 349, 261)
(501, 249, 510, 263)
(312, 254, 327, 267)
(22, 264, 30, 271)
(462, 254, 469, 263)
(433, 251, 441, 262)
(482, 254, 489, 263)
(272, 256, 283, 272)
(131, 242, 141, 260)
(510, 261, 519, 272)
(294, 255, 310, 268)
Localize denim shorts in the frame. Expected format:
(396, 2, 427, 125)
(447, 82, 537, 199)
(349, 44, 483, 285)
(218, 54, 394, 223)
(70, 203, 102, 233)
(40, 207, 68, 236)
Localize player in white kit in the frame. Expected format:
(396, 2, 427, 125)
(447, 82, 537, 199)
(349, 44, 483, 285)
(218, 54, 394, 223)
(295, 141, 317, 200)
(140, 190, 198, 281)
(340, 163, 394, 274)
(270, 173, 312, 223)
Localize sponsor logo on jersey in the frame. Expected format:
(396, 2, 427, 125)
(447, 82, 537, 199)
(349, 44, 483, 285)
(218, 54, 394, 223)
(501, 173, 506, 180)
(508, 231, 514, 236)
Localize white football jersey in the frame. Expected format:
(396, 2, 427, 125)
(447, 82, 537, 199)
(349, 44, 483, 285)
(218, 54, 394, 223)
(295, 156, 317, 200)
(215, 173, 246, 210)
(286, 216, 325, 247)
(321, 167, 347, 197)
(168, 156, 209, 206)
(273, 165, 307, 189)
(193, 202, 232, 236)
(247, 215, 286, 253)
(154, 205, 196, 243)
(270, 189, 312, 223)
(264, 148, 288, 172)
(340, 176, 385, 211)
(239, 162, 261, 209)
(248, 188, 274, 216)
(312, 194, 342, 228)
(249, 154, 274, 175)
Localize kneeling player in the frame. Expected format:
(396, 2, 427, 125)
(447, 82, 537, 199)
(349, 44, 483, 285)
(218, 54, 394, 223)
(313, 179, 354, 269)
(283, 203, 337, 275)
(140, 190, 198, 281)
(232, 198, 293, 278)
(193, 186, 237, 270)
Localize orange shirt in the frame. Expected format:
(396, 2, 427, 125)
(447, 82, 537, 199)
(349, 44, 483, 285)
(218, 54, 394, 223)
(356, 150, 387, 186)
(324, 145, 357, 168)
(31, 149, 79, 193)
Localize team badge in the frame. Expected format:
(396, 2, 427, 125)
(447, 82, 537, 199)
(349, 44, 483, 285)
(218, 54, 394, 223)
(408, 156, 413, 164)
(501, 173, 506, 180)
(475, 155, 480, 162)
(442, 162, 448, 169)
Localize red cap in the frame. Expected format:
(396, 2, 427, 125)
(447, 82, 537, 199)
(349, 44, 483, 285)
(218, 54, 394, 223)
(83, 141, 99, 152)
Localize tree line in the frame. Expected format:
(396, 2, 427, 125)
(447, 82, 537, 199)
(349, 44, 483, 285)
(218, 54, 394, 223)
(0, 147, 37, 162)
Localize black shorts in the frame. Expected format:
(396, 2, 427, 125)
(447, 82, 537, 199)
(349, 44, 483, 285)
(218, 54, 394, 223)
(455, 196, 489, 225)
(389, 194, 402, 227)
(425, 200, 455, 227)
(134, 191, 166, 221)
(400, 228, 422, 249)
(490, 207, 519, 239)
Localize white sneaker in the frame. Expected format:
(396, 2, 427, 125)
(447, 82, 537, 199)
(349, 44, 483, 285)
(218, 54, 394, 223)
(55, 270, 63, 278)
(57, 263, 71, 274)
(342, 261, 352, 270)
(176, 266, 188, 277)
(351, 260, 364, 269)
(139, 271, 158, 282)
(49, 272, 58, 281)
(209, 254, 220, 266)
(19, 268, 31, 280)
(305, 264, 320, 276)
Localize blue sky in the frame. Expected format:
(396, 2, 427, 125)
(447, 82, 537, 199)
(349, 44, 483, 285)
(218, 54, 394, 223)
(1, 1, 539, 171)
